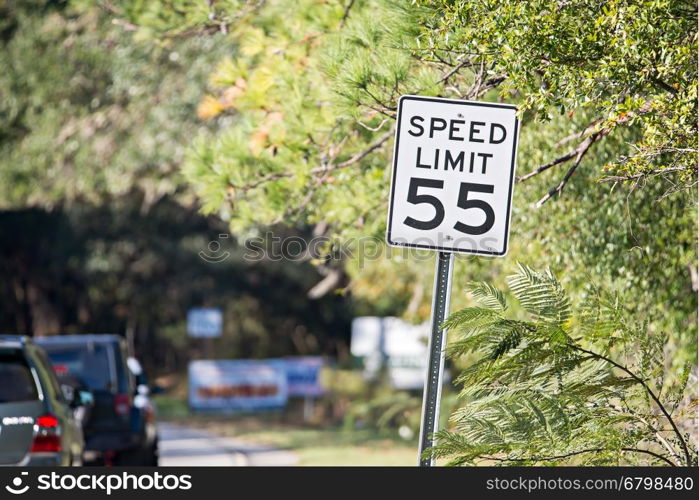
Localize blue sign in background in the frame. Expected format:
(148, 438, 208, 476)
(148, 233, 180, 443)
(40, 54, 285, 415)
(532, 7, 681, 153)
(283, 356, 326, 397)
(187, 308, 223, 338)
(188, 359, 288, 411)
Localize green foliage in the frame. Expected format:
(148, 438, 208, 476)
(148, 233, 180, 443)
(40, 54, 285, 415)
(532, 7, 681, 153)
(103, 0, 696, 411)
(432, 266, 697, 466)
(420, 0, 698, 190)
(465, 282, 507, 312)
(110, 1, 695, 345)
(112, 0, 698, 235)
(0, 0, 233, 208)
(1, 0, 695, 449)
(174, 0, 437, 239)
(507, 264, 571, 324)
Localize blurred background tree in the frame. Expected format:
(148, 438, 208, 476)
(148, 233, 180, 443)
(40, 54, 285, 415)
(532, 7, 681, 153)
(0, 0, 695, 447)
(0, 0, 354, 373)
(106, 0, 695, 361)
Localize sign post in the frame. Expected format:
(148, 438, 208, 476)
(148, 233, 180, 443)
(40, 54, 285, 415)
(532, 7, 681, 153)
(386, 95, 519, 466)
(187, 307, 223, 359)
(417, 251, 453, 466)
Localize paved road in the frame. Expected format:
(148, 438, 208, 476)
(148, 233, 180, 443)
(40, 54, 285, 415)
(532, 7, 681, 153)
(158, 422, 298, 466)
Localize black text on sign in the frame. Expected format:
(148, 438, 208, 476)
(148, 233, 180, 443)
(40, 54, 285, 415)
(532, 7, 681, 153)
(386, 95, 519, 256)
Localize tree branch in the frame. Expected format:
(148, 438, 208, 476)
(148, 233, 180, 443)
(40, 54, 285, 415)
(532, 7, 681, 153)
(231, 129, 394, 194)
(554, 119, 603, 148)
(518, 150, 579, 182)
(438, 56, 476, 85)
(651, 77, 679, 95)
(481, 447, 676, 466)
(310, 129, 393, 174)
(571, 345, 693, 466)
(521, 100, 657, 201)
(534, 131, 602, 206)
(598, 165, 694, 183)
(103, 0, 266, 38)
(519, 127, 605, 183)
(601, 403, 683, 463)
(340, 0, 356, 27)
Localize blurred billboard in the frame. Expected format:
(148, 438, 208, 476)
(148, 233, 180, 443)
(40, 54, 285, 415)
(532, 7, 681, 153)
(188, 359, 288, 411)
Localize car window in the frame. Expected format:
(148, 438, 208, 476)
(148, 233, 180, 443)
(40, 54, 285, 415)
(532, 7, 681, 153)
(34, 348, 65, 403)
(0, 350, 39, 403)
(42, 343, 116, 393)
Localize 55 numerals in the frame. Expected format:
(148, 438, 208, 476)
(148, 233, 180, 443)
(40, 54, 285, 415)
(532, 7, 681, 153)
(402, 177, 495, 235)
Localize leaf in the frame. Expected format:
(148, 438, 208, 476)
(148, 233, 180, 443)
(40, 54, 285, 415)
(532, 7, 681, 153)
(442, 307, 501, 332)
(196, 95, 224, 120)
(466, 281, 507, 311)
(507, 264, 571, 324)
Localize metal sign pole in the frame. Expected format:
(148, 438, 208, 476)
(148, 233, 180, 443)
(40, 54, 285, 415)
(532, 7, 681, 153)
(418, 251, 454, 466)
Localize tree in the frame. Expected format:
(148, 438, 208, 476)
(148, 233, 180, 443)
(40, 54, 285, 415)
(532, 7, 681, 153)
(106, 0, 696, 376)
(420, 0, 698, 201)
(0, 1, 356, 372)
(109, 0, 696, 232)
(0, 0, 233, 208)
(0, 199, 354, 373)
(432, 265, 697, 466)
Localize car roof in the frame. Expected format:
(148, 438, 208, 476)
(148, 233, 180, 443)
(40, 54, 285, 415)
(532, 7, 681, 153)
(33, 334, 123, 345)
(0, 335, 31, 348)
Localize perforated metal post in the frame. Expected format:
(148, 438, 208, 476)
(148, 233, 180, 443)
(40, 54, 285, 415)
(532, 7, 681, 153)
(418, 251, 454, 466)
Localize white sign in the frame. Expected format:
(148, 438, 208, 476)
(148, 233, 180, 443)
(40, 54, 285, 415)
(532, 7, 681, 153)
(351, 316, 431, 390)
(387, 95, 519, 256)
(187, 308, 223, 338)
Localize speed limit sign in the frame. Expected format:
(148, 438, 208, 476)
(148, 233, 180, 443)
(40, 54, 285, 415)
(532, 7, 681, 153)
(386, 95, 519, 256)
(385, 95, 520, 466)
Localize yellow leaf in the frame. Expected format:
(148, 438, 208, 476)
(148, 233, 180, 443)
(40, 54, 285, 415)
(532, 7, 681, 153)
(197, 95, 224, 120)
(240, 27, 266, 57)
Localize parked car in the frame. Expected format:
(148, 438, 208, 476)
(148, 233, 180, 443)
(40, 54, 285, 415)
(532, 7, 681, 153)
(0, 335, 85, 466)
(35, 334, 158, 466)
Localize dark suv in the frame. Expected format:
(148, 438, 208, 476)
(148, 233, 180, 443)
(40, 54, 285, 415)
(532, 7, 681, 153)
(35, 334, 158, 465)
(0, 336, 85, 466)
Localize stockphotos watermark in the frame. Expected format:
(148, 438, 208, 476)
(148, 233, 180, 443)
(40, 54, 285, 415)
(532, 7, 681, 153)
(198, 232, 499, 266)
(4, 471, 192, 496)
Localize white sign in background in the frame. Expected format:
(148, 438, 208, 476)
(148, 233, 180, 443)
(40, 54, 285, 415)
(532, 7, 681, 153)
(387, 95, 519, 256)
(350, 316, 431, 390)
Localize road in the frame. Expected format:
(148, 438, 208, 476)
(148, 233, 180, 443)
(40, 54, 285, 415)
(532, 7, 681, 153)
(158, 422, 298, 466)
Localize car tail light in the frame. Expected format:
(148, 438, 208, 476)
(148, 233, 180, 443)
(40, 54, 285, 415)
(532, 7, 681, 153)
(36, 414, 59, 427)
(113, 393, 131, 416)
(52, 364, 69, 376)
(30, 414, 61, 453)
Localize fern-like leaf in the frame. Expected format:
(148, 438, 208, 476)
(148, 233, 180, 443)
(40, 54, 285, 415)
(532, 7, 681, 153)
(507, 263, 571, 324)
(466, 281, 507, 311)
(437, 265, 692, 466)
(441, 307, 501, 332)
